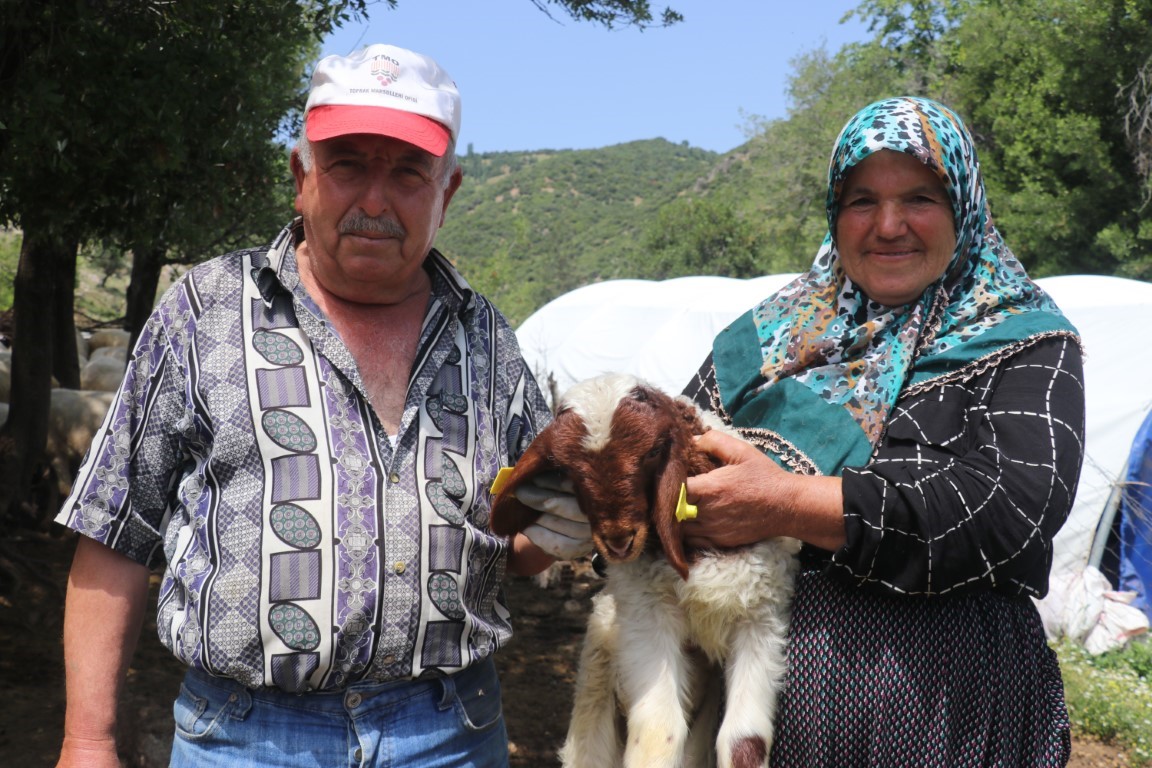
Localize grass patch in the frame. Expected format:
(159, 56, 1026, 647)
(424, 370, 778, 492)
(1057, 637, 1152, 765)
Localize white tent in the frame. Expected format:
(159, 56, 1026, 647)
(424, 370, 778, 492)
(516, 274, 799, 399)
(516, 274, 1152, 644)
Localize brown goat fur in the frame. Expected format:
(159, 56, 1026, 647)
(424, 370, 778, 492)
(491, 377, 718, 579)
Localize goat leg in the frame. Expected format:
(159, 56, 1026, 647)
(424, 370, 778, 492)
(715, 605, 791, 768)
(561, 592, 626, 768)
(614, 577, 694, 768)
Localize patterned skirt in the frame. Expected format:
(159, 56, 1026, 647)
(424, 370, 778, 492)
(769, 567, 1071, 767)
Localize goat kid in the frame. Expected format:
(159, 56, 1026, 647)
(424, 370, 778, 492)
(491, 373, 800, 768)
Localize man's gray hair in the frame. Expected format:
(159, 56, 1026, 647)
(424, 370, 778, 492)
(294, 128, 459, 186)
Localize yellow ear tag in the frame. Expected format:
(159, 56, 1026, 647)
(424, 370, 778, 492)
(490, 467, 515, 496)
(675, 483, 698, 522)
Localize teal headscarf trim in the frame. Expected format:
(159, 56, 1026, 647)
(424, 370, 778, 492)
(713, 97, 1078, 477)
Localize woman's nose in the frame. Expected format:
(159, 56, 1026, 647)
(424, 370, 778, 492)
(875, 202, 908, 238)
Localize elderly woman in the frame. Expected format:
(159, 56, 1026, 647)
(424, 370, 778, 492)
(679, 97, 1085, 765)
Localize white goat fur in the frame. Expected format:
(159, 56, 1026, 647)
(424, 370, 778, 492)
(555, 374, 802, 768)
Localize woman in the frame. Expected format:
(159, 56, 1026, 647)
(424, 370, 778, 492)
(681, 96, 1084, 765)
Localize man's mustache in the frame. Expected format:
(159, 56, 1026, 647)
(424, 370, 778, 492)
(339, 213, 406, 238)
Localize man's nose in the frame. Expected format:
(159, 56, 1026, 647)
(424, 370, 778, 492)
(358, 169, 394, 217)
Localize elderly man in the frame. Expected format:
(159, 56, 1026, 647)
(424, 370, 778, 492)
(54, 44, 564, 768)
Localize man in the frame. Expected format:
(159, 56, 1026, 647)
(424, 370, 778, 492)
(54, 44, 564, 767)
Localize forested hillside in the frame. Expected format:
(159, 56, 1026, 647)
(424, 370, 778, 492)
(437, 140, 718, 324)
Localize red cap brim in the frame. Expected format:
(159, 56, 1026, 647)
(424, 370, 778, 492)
(305, 104, 451, 156)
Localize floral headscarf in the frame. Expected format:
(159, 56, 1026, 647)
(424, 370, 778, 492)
(711, 97, 1078, 476)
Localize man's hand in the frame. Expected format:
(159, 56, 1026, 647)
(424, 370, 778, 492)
(514, 472, 594, 560)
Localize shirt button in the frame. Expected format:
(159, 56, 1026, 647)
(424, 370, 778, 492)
(389, 472, 400, 484)
(345, 692, 362, 708)
(393, 561, 406, 575)
(382, 654, 396, 665)
(354, 747, 363, 762)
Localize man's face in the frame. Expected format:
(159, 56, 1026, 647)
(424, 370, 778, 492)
(292, 133, 462, 304)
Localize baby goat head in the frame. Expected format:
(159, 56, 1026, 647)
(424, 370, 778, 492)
(491, 373, 717, 578)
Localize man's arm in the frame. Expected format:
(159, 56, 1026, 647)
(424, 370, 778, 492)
(56, 536, 151, 768)
(505, 532, 557, 577)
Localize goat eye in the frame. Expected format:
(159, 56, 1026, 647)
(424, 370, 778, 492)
(645, 443, 665, 460)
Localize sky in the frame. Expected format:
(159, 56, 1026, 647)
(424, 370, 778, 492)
(319, 0, 872, 155)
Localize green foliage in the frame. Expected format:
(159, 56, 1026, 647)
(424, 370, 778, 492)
(640, 197, 767, 279)
(1090, 635, 1152, 680)
(932, 0, 1152, 276)
(847, 0, 970, 88)
(439, 140, 717, 324)
(1056, 639, 1152, 765)
(0, 229, 18, 312)
(531, 0, 682, 28)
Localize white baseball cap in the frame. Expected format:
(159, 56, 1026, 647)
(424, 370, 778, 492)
(304, 44, 461, 157)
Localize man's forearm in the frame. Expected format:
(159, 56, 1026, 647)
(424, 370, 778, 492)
(58, 536, 151, 763)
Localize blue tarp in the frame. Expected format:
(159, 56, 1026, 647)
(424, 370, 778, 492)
(1119, 407, 1152, 621)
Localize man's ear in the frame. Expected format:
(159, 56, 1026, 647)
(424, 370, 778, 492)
(290, 149, 307, 213)
(438, 166, 464, 228)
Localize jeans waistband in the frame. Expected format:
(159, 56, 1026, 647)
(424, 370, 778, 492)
(183, 656, 498, 714)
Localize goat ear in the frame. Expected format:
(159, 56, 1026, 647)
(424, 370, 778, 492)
(489, 424, 561, 537)
(652, 451, 692, 580)
(670, 396, 707, 435)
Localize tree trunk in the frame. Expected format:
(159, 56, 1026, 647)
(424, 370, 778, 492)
(125, 245, 165, 352)
(52, 247, 80, 389)
(0, 228, 77, 529)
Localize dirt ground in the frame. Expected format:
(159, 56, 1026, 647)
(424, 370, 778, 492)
(0, 529, 1134, 767)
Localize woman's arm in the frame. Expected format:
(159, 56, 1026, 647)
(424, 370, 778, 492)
(683, 431, 846, 552)
(835, 336, 1085, 595)
(682, 335, 1085, 596)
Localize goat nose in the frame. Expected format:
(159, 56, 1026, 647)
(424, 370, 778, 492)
(603, 534, 635, 559)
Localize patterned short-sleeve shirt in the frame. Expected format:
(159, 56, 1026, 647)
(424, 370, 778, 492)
(55, 221, 552, 692)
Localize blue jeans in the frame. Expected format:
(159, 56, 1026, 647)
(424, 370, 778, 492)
(170, 657, 510, 767)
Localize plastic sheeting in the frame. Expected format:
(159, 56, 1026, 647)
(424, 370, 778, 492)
(516, 273, 1152, 648)
(1119, 408, 1152, 621)
(517, 274, 799, 400)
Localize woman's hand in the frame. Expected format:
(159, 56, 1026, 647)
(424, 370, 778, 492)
(683, 429, 847, 552)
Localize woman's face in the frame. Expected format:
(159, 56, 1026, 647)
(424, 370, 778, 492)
(834, 149, 957, 307)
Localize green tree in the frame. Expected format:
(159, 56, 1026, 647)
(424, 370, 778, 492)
(0, 0, 682, 527)
(641, 197, 767, 279)
(532, 0, 681, 27)
(946, 0, 1152, 277)
(0, 0, 359, 527)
